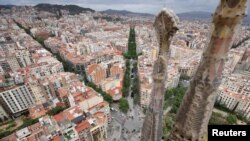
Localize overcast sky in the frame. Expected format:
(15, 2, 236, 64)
(0, 0, 249, 14)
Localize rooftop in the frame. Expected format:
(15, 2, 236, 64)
(75, 120, 90, 132)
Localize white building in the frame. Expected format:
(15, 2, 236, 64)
(217, 89, 250, 119)
(216, 73, 250, 119)
(26, 81, 47, 105)
(0, 85, 35, 117)
(26, 62, 64, 79)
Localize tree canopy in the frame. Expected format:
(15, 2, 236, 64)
(124, 28, 138, 59)
(119, 98, 129, 113)
(47, 106, 65, 116)
(226, 114, 237, 124)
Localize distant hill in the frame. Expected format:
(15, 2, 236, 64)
(101, 9, 154, 17)
(0, 5, 15, 9)
(177, 11, 212, 21)
(177, 11, 250, 24)
(35, 3, 95, 15)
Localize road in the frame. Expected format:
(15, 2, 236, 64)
(107, 58, 145, 141)
(109, 98, 145, 141)
(107, 119, 122, 141)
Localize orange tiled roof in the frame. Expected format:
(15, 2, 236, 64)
(52, 135, 61, 141)
(75, 120, 90, 132)
(64, 106, 82, 121)
(107, 86, 122, 96)
(53, 112, 65, 122)
(88, 101, 109, 111)
(57, 87, 68, 98)
(94, 112, 107, 125)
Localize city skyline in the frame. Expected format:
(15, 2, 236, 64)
(0, 0, 224, 14)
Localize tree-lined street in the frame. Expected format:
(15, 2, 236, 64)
(107, 27, 145, 141)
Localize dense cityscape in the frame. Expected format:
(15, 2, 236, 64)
(0, 1, 249, 141)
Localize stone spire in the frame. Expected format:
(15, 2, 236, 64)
(168, 0, 248, 141)
(141, 8, 178, 141)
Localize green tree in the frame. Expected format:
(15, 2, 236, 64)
(122, 60, 131, 97)
(81, 68, 89, 84)
(55, 53, 75, 72)
(163, 113, 175, 139)
(124, 28, 138, 59)
(6, 122, 16, 130)
(132, 76, 140, 104)
(85, 81, 113, 104)
(169, 85, 187, 114)
(209, 112, 228, 125)
(227, 114, 237, 124)
(102, 93, 113, 104)
(122, 87, 129, 97)
(18, 118, 39, 130)
(0, 130, 11, 139)
(47, 106, 65, 116)
(119, 98, 129, 113)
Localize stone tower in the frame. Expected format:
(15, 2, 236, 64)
(168, 0, 248, 141)
(141, 9, 178, 141)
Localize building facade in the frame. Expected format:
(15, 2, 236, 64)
(0, 85, 35, 117)
(0, 104, 9, 121)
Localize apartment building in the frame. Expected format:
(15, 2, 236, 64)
(22, 61, 64, 79)
(15, 50, 33, 67)
(0, 58, 11, 73)
(216, 73, 250, 119)
(86, 64, 106, 85)
(26, 80, 47, 104)
(0, 85, 35, 117)
(76, 120, 92, 141)
(6, 55, 20, 72)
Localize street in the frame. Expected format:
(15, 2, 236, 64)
(107, 58, 145, 141)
